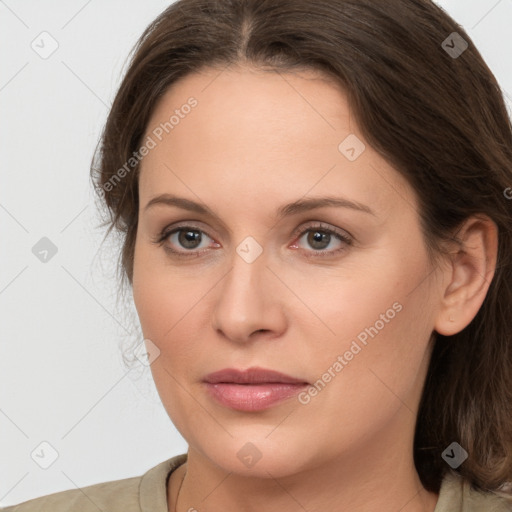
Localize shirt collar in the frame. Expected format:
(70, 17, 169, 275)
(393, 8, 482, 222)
(139, 453, 188, 512)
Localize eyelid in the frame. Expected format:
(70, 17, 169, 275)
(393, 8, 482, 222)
(153, 220, 213, 240)
(152, 222, 217, 252)
(290, 221, 353, 243)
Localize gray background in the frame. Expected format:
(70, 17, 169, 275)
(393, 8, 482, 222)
(1, 0, 511, 505)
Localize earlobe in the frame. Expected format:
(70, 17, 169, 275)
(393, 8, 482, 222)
(433, 215, 498, 336)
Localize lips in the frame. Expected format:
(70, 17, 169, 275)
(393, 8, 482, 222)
(203, 367, 309, 411)
(204, 367, 309, 385)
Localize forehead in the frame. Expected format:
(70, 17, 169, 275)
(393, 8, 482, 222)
(138, 66, 414, 219)
(144, 66, 350, 158)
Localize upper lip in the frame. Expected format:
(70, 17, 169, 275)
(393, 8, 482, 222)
(203, 367, 309, 385)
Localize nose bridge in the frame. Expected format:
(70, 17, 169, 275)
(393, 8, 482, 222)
(222, 237, 268, 314)
(211, 235, 282, 342)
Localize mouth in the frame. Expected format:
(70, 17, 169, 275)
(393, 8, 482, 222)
(203, 367, 310, 411)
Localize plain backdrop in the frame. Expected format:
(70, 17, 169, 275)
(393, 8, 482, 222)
(1, 0, 511, 506)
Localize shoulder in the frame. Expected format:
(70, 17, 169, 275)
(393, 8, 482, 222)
(0, 453, 187, 512)
(436, 470, 512, 511)
(0, 475, 142, 512)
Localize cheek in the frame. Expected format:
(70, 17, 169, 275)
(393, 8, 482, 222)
(132, 239, 198, 339)
(132, 241, 212, 391)
(132, 247, 208, 437)
(290, 295, 433, 461)
(297, 250, 435, 411)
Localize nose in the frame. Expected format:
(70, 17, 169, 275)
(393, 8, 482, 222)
(211, 245, 287, 344)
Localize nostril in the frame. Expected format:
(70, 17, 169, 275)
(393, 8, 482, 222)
(254, 329, 269, 335)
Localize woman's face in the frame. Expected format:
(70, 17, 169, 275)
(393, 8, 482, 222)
(132, 66, 445, 478)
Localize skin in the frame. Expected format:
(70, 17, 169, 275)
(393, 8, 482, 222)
(131, 65, 498, 512)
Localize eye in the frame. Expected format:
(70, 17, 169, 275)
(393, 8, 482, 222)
(169, 228, 210, 250)
(152, 224, 218, 257)
(291, 222, 353, 258)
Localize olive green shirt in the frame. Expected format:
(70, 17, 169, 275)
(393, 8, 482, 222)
(2, 453, 511, 511)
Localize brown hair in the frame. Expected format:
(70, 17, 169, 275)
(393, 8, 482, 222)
(90, 0, 512, 498)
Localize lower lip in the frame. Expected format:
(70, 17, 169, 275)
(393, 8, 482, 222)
(204, 382, 308, 411)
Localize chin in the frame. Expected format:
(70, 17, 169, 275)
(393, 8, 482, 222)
(196, 434, 316, 479)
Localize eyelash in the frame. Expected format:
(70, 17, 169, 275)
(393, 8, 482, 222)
(151, 222, 353, 259)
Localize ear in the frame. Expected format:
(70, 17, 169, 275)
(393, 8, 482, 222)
(434, 214, 498, 336)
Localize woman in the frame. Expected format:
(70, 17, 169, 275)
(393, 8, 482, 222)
(3, 0, 512, 510)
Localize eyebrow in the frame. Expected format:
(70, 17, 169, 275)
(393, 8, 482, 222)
(144, 193, 376, 219)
